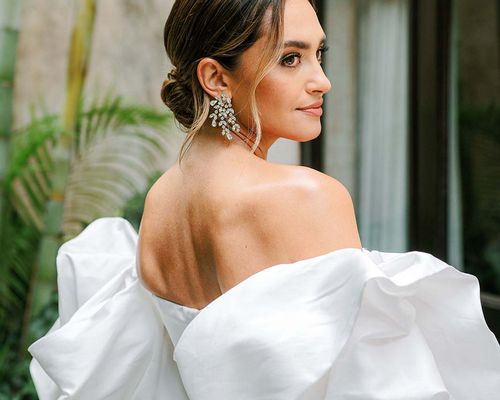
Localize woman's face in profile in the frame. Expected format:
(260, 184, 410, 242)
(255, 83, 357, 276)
(231, 0, 332, 143)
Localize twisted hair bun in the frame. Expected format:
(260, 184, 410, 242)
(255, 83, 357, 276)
(160, 67, 195, 129)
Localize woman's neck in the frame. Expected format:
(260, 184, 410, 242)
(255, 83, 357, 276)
(189, 125, 271, 161)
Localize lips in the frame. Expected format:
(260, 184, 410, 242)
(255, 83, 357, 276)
(297, 100, 323, 110)
(297, 100, 323, 117)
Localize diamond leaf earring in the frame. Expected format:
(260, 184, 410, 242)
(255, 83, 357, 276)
(209, 93, 241, 141)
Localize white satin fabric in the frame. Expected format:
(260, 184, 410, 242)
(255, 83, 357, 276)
(28, 217, 500, 399)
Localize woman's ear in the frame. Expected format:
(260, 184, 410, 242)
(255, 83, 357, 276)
(196, 58, 232, 98)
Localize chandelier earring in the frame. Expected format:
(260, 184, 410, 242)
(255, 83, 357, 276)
(209, 92, 240, 141)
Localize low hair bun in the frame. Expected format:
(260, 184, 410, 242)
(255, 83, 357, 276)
(160, 67, 194, 129)
(166, 67, 178, 83)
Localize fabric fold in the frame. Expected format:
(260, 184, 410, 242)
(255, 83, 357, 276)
(28, 218, 190, 400)
(28, 217, 500, 400)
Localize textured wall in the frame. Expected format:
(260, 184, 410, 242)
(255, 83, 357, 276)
(13, 0, 180, 169)
(13, 0, 298, 165)
(14, 0, 175, 124)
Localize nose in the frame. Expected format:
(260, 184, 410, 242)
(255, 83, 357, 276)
(307, 63, 332, 94)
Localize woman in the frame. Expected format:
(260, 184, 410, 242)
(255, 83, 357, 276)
(28, 0, 500, 399)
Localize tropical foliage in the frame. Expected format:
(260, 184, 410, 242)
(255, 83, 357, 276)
(0, 92, 173, 397)
(0, 1, 175, 397)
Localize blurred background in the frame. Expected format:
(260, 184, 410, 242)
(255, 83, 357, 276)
(0, 0, 498, 397)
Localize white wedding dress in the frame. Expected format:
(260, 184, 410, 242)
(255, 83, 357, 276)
(28, 217, 500, 399)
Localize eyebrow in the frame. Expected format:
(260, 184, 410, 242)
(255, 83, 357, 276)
(283, 36, 326, 49)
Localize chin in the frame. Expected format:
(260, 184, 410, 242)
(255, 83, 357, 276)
(305, 130, 321, 141)
(266, 120, 322, 142)
(294, 123, 323, 141)
(284, 128, 321, 142)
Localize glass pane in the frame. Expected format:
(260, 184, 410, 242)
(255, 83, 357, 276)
(456, 0, 500, 297)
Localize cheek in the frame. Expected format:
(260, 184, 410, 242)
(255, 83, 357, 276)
(256, 76, 298, 128)
(257, 75, 293, 111)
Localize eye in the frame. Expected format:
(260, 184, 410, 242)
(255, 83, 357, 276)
(280, 52, 301, 67)
(317, 45, 329, 63)
(280, 45, 330, 68)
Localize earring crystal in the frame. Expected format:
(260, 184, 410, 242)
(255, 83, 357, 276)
(209, 93, 240, 141)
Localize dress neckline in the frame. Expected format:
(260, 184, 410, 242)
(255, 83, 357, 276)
(138, 247, 368, 313)
(152, 293, 201, 312)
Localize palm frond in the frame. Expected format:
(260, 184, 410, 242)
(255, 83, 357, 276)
(0, 93, 175, 390)
(0, 209, 40, 351)
(6, 93, 174, 236)
(6, 116, 59, 230)
(62, 94, 173, 238)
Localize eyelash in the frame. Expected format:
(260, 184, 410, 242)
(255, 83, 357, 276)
(280, 45, 329, 68)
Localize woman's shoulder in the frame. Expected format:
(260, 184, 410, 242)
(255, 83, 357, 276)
(233, 164, 363, 261)
(238, 163, 354, 215)
(144, 162, 354, 221)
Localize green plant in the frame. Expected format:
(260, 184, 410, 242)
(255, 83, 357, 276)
(0, 0, 23, 234)
(0, 290, 58, 399)
(0, 93, 173, 397)
(1, 0, 176, 396)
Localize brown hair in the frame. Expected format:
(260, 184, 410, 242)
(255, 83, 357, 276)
(161, 0, 316, 164)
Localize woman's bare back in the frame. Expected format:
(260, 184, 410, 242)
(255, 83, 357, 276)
(137, 153, 362, 309)
(137, 153, 288, 309)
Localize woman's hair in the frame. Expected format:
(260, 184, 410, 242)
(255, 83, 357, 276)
(161, 0, 316, 164)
